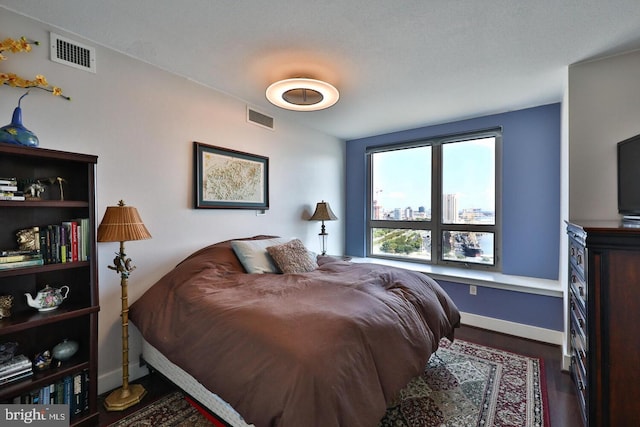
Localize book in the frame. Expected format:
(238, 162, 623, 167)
(0, 258, 44, 270)
(0, 249, 40, 257)
(0, 194, 25, 201)
(63, 375, 72, 405)
(82, 369, 89, 411)
(55, 379, 65, 404)
(0, 354, 32, 375)
(0, 177, 17, 186)
(0, 253, 43, 264)
(71, 371, 83, 415)
(62, 221, 79, 262)
(0, 185, 18, 192)
(0, 368, 33, 385)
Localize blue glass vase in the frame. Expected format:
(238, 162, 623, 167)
(0, 92, 39, 147)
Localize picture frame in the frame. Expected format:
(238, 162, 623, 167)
(194, 142, 269, 209)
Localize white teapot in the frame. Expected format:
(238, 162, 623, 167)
(25, 285, 70, 312)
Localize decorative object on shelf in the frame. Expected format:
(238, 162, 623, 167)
(98, 200, 151, 411)
(266, 78, 339, 111)
(0, 295, 13, 318)
(52, 339, 79, 363)
(0, 92, 39, 147)
(43, 176, 66, 200)
(0, 342, 18, 363)
(309, 200, 338, 255)
(33, 350, 52, 371)
(23, 180, 46, 199)
(25, 284, 70, 312)
(0, 36, 69, 99)
(16, 226, 40, 251)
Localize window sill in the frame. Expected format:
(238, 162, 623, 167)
(348, 257, 563, 297)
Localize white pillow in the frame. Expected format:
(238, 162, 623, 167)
(231, 238, 290, 273)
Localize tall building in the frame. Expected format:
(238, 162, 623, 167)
(443, 193, 458, 223)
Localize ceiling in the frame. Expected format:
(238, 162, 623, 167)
(2, 1, 640, 140)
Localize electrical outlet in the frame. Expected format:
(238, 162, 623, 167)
(469, 285, 477, 295)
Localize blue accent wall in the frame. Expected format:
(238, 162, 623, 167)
(437, 280, 563, 331)
(345, 103, 561, 280)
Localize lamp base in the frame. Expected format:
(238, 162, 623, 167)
(103, 384, 147, 412)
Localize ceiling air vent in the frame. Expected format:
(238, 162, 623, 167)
(247, 107, 274, 130)
(50, 32, 96, 73)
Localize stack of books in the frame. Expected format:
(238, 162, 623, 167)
(0, 354, 33, 385)
(0, 177, 24, 201)
(0, 248, 44, 270)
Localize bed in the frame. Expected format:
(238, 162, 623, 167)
(129, 236, 460, 427)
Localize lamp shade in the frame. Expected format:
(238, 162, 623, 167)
(97, 200, 152, 242)
(309, 201, 338, 222)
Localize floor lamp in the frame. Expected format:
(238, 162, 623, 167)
(97, 200, 152, 411)
(309, 200, 338, 255)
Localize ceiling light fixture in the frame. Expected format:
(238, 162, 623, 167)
(266, 78, 339, 111)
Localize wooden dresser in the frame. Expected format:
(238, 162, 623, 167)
(567, 221, 640, 427)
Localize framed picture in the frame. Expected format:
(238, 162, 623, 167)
(194, 142, 269, 209)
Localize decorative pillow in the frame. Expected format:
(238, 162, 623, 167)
(231, 237, 290, 273)
(266, 239, 317, 274)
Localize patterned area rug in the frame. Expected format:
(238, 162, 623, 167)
(109, 339, 548, 427)
(107, 392, 215, 427)
(380, 339, 549, 427)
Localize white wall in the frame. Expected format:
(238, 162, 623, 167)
(568, 49, 640, 220)
(1, 10, 345, 393)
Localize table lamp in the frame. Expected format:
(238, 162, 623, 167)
(97, 200, 151, 411)
(309, 200, 338, 255)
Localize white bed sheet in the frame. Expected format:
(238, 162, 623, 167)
(141, 338, 254, 427)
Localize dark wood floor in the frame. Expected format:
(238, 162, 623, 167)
(97, 325, 583, 426)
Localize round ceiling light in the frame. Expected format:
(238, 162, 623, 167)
(266, 78, 339, 111)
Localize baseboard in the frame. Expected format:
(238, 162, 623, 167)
(460, 311, 564, 345)
(97, 360, 150, 395)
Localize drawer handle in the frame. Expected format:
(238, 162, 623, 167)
(570, 328, 576, 337)
(578, 380, 585, 391)
(578, 286, 584, 297)
(579, 318, 584, 328)
(571, 247, 575, 256)
(571, 274, 576, 284)
(577, 254, 582, 264)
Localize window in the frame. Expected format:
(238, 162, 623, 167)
(367, 130, 501, 270)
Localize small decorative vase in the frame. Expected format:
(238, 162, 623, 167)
(0, 92, 39, 147)
(52, 339, 79, 361)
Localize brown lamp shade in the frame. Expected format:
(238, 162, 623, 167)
(97, 200, 152, 242)
(309, 201, 338, 222)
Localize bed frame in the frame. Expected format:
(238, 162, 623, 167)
(141, 339, 254, 427)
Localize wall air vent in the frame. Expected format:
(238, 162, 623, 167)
(50, 32, 96, 73)
(247, 106, 274, 130)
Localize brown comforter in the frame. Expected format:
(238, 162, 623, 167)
(130, 237, 460, 427)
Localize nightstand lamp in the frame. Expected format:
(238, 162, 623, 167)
(309, 200, 338, 255)
(97, 200, 151, 411)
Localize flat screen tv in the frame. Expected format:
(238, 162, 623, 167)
(618, 133, 640, 218)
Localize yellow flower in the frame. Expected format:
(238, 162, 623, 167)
(35, 74, 48, 86)
(0, 35, 69, 100)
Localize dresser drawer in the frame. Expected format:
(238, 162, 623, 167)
(570, 263, 588, 311)
(570, 291, 587, 340)
(569, 238, 586, 276)
(570, 353, 588, 422)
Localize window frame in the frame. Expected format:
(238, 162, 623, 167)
(366, 128, 502, 271)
